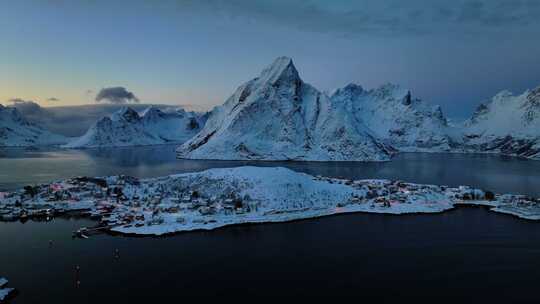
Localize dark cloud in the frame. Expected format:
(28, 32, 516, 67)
(95, 87, 140, 104)
(47, 97, 60, 102)
(174, 0, 540, 36)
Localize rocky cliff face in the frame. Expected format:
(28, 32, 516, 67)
(330, 83, 453, 151)
(176, 57, 392, 161)
(462, 86, 540, 159)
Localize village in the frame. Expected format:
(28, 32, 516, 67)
(0, 173, 253, 237)
(1, 167, 540, 238)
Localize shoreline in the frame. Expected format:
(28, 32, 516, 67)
(0, 203, 536, 239)
(106, 204, 531, 238)
(1, 166, 539, 237)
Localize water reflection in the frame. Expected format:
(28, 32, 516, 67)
(1, 147, 540, 301)
(1, 146, 539, 196)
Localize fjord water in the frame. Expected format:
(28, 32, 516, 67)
(1, 145, 540, 196)
(2, 146, 540, 301)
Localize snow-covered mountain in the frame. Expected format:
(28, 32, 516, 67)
(12, 101, 201, 137)
(0, 104, 68, 147)
(176, 57, 392, 161)
(462, 86, 540, 159)
(64, 106, 206, 148)
(330, 83, 453, 151)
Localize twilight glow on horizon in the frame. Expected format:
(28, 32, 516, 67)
(1, 0, 540, 118)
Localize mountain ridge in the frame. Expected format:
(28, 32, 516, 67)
(176, 56, 393, 161)
(63, 106, 206, 148)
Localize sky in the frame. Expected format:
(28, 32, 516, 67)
(1, 0, 540, 119)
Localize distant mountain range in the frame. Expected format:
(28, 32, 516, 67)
(0, 104, 68, 147)
(10, 102, 200, 137)
(461, 86, 540, 159)
(63, 106, 206, 148)
(2, 56, 539, 160)
(177, 57, 539, 161)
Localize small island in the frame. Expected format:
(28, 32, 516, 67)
(1, 166, 539, 237)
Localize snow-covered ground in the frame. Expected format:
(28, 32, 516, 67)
(63, 106, 206, 148)
(0, 277, 14, 302)
(1, 167, 539, 237)
(0, 104, 69, 147)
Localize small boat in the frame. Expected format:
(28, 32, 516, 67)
(72, 228, 89, 239)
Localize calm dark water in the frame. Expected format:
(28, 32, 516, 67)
(1, 146, 540, 301)
(1, 146, 539, 196)
(2, 208, 540, 301)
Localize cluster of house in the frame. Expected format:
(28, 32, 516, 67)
(0, 177, 104, 222)
(0, 174, 254, 237)
(314, 175, 535, 209)
(2, 172, 540, 237)
(317, 175, 540, 219)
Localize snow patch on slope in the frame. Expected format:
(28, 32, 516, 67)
(0, 104, 68, 147)
(0, 277, 15, 301)
(176, 57, 391, 161)
(462, 86, 540, 159)
(64, 106, 205, 148)
(331, 83, 453, 151)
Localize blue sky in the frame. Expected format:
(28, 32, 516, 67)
(1, 0, 540, 118)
